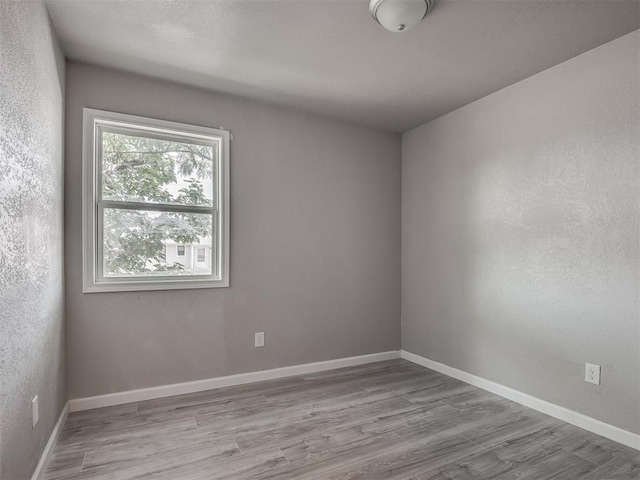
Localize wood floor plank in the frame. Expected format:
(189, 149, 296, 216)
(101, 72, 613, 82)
(583, 454, 640, 479)
(65, 403, 139, 426)
(510, 447, 599, 480)
(300, 359, 407, 382)
(416, 427, 567, 480)
(544, 422, 640, 466)
(55, 416, 199, 456)
(42, 451, 85, 480)
(195, 402, 311, 437)
(136, 389, 268, 418)
(280, 426, 406, 467)
(260, 379, 366, 408)
(354, 369, 441, 393)
(251, 434, 408, 480)
(80, 431, 239, 476)
(402, 380, 476, 406)
(142, 446, 288, 480)
(234, 396, 418, 452)
(43, 359, 639, 479)
(322, 432, 483, 479)
(456, 411, 559, 448)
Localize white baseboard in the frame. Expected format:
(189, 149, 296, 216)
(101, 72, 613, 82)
(401, 350, 640, 451)
(31, 401, 69, 480)
(69, 351, 401, 412)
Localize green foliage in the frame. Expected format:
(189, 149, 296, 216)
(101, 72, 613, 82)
(101, 132, 215, 276)
(177, 178, 209, 206)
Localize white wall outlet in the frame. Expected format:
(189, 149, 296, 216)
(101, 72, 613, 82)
(31, 396, 39, 428)
(254, 332, 265, 348)
(585, 363, 601, 385)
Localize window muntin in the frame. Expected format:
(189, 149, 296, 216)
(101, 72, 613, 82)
(83, 109, 229, 292)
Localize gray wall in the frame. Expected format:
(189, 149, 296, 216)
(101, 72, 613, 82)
(402, 30, 639, 434)
(0, 2, 66, 479)
(65, 63, 401, 399)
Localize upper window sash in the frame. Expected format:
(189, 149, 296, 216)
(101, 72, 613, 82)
(96, 123, 219, 209)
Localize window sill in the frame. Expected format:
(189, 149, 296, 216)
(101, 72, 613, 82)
(82, 278, 229, 293)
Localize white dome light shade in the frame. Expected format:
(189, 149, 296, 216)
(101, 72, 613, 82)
(369, 0, 433, 32)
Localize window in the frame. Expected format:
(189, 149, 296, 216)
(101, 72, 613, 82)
(83, 109, 229, 292)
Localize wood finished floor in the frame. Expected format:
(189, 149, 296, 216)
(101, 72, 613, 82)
(44, 360, 640, 480)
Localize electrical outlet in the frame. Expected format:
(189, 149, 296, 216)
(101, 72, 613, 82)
(254, 332, 265, 348)
(585, 363, 601, 385)
(32, 396, 39, 428)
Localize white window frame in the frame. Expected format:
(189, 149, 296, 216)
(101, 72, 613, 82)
(82, 108, 230, 293)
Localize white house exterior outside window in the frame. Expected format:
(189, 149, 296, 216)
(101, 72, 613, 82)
(82, 109, 229, 292)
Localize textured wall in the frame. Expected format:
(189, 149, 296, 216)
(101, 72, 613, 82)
(65, 63, 401, 399)
(402, 31, 639, 433)
(0, 2, 66, 479)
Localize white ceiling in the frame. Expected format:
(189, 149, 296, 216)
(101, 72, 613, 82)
(46, 0, 639, 133)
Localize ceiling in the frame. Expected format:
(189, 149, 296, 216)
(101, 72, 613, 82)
(46, 0, 639, 133)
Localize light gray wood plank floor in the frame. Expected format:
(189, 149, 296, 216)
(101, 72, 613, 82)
(43, 360, 639, 479)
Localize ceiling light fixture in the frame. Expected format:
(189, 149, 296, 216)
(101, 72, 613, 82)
(369, 0, 433, 32)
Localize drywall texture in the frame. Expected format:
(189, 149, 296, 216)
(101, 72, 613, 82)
(0, 2, 66, 479)
(65, 63, 401, 399)
(402, 30, 640, 434)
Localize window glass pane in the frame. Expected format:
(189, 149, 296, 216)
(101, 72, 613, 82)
(102, 208, 213, 277)
(101, 130, 215, 207)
